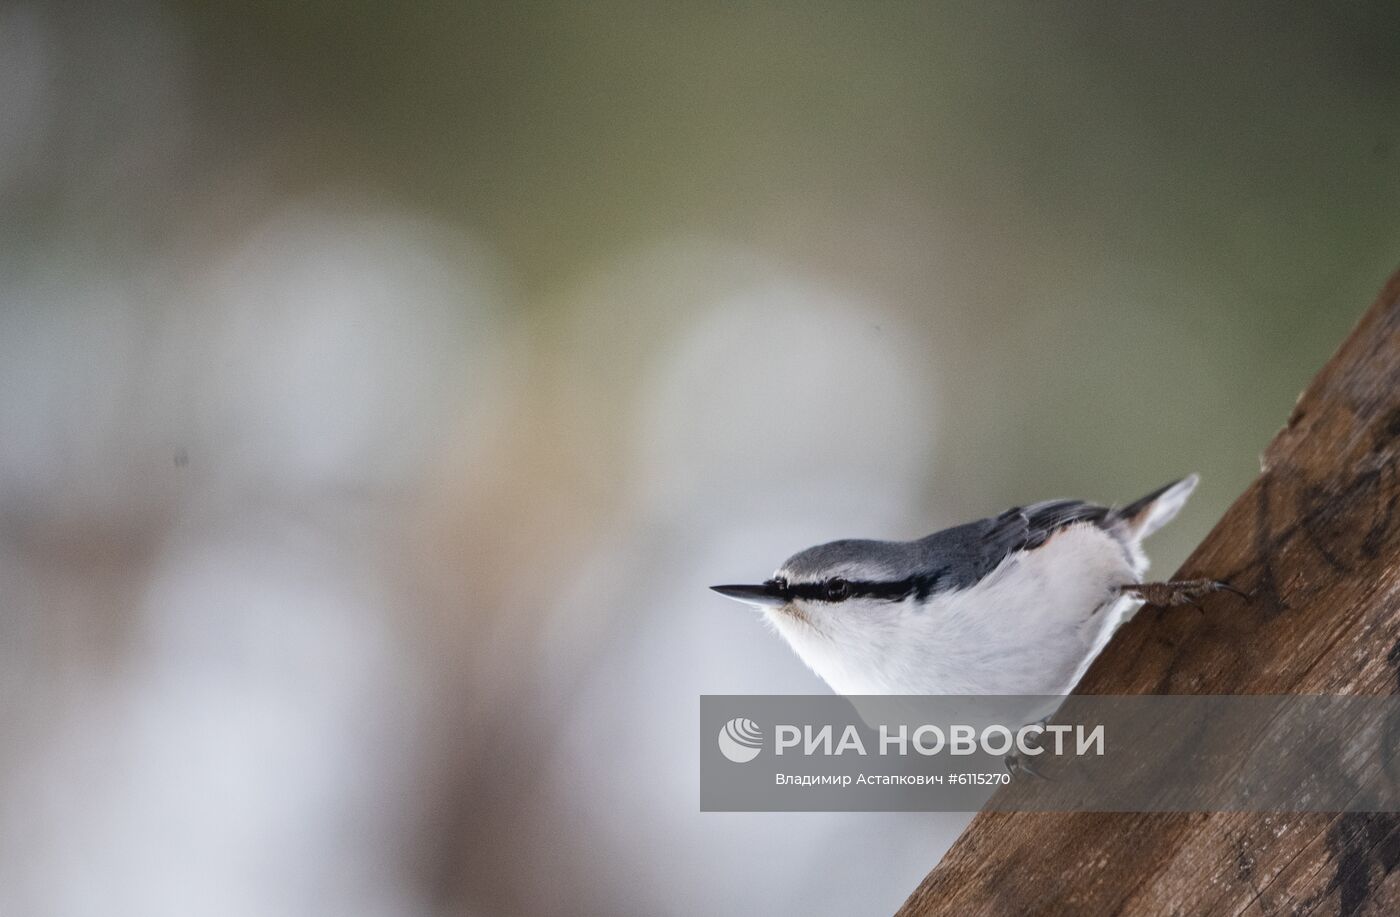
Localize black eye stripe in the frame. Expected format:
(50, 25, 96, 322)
(768, 572, 947, 603)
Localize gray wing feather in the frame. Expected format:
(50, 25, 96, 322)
(916, 499, 1113, 591)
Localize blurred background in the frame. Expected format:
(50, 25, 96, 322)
(2, 2, 1398, 915)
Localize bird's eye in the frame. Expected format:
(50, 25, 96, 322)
(825, 578, 850, 600)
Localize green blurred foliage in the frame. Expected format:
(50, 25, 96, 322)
(174, 0, 1400, 566)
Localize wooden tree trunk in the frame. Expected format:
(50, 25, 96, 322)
(898, 267, 1400, 917)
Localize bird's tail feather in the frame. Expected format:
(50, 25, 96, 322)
(1115, 474, 1199, 541)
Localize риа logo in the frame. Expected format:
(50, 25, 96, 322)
(717, 717, 763, 763)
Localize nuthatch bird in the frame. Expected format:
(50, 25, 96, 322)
(713, 475, 1242, 695)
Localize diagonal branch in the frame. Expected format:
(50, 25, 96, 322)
(898, 266, 1400, 916)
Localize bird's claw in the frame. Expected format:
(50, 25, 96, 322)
(1004, 751, 1048, 781)
(1213, 580, 1253, 601)
(1121, 578, 1251, 608)
(1004, 716, 1052, 781)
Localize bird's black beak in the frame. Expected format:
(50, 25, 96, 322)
(710, 582, 787, 607)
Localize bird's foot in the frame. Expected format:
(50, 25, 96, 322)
(1004, 751, 1048, 781)
(1004, 715, 1052, 781)
(1120, 578, 1250, 610)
